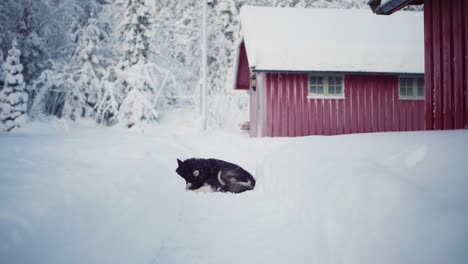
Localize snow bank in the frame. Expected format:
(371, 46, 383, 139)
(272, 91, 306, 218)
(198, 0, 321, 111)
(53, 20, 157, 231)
(0, 117, 467, 264)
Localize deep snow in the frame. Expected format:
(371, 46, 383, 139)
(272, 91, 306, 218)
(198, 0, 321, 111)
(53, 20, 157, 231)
(1, 112, 468, 264)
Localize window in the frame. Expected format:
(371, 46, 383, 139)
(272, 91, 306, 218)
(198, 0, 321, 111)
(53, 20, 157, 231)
(399, 76, 424, 100)
(308, 74, 344, 98)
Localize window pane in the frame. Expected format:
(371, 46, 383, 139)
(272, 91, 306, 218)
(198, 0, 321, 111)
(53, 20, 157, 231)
(329, 86, 335, 95)
(400, 87, 406, 96)
(310, 86, 316, 94)
(336, 85, 342, 95)
(329, 77, 335, 86)
(317, 85, 324, 94)
(317, 77, 323, 85)
(417, 78, 424, 96)
(310, 77, 315, 85)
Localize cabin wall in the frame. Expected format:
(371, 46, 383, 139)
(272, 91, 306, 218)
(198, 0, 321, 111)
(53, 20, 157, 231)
(424, 0, 468, 129)
(260, 73, 425, 137)
(249, 75, 258, 137)
(235, 42, 250, 90)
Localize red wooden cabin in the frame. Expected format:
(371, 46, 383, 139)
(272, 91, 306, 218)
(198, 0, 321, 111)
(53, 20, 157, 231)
(234, 6, 425, 137)
(369, 0, 468, 131)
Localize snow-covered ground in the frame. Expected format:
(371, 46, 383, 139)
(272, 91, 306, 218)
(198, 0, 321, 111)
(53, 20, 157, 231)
(1, 112, 468, 264)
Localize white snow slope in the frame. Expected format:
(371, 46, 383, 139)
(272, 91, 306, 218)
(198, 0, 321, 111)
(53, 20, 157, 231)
(1, 113, 467, 264)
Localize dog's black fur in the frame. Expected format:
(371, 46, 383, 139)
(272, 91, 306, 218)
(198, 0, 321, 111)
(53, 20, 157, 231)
(176, 158, 255, 193)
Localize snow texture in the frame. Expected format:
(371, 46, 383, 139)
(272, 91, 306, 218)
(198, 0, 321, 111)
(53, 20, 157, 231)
(240, 6, 424, 73)
(0, 113, 467, 264)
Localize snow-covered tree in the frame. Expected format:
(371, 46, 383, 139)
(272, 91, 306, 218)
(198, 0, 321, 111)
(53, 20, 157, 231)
(117, 0, 159, 128)
(0, 39, 28, 131)
(63, 16, 109, 120)
(117, 70, 159, 128)
(27, 66, 69, 118)
(119, 0, 152, 69)
(94, 68, 122, 125)
(0, 37, 4, 89)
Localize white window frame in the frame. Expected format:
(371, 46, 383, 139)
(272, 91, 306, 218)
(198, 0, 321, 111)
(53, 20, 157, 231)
(307, 73, 345, 99)
(399, 75, 425, 100)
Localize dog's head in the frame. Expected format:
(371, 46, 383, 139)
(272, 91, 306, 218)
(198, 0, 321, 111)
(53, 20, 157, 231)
(176, 158, 207, 190)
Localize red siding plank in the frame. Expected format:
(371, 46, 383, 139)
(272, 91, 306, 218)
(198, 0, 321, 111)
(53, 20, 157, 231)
(358, 77, 366, 133)
(323, 100, 331, 135)
(337, 98, 345, 135)
(272, 74, 280, 137)
(405, 101, 410, 132)
(408, 101, 414, 131)
(364, 78, 372, 133)
(384, 79, 390, 132)
(344, 76, 351, 134)
(371, 79, 379, 132)
(414, 101, 420, 130)
(418, 101, 425, 130)
(265, 73, 272, 137)
(465, 0, 468, 128)
(399, 101, 407, 131)
(453, 0, 464, 129)
(281, 74, 288, 136)
(392, 78, 399, 131)
(378, 79, 386, 132)
(307, 76, 316, 136)
(270, 73, 275, 136)
(302, 75, 310, 136)
(424, 0, 434, 130)
(442, 0, 454, 129)
(316, 99, 323, 135)
(328, 99, 337, 135)
(293, 75, 302, 136)
(433, 0, 443, 129)
(249, 84, 257, 137)
(308, 98, 315, 136)
(350, 77, 359, 133)
(287, 74, 295, 136)
(260, 73, 267, 136)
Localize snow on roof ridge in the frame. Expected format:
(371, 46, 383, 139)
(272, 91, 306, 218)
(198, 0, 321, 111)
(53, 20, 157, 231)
(240, 6, 424, 74)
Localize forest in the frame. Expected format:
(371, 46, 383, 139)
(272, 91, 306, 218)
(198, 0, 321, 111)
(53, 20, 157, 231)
(0, 0, 419, 131)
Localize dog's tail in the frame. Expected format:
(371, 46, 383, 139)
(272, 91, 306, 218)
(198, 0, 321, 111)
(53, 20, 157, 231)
(221, 181, 254, 193)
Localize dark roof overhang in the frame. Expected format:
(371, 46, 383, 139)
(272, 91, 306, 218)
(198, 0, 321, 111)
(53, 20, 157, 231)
(368, 0, 423, 15)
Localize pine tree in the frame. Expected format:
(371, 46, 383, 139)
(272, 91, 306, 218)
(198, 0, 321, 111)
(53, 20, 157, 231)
(0, 39, 28, 131)
(118, 0, 158, 128)
(117, 78, 159, 128)
(120, 0, 152, 69)
(63, 16, 108, 120)
(0, 38, 4, 89)
(96, 69, 121, 125)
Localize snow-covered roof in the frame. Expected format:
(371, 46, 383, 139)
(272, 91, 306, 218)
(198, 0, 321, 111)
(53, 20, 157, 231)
(240, 6, 424, 74)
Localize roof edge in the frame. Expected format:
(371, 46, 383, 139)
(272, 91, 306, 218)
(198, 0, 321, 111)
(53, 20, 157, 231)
(368, 0, 423, 15)
(251, 69, 424, 76)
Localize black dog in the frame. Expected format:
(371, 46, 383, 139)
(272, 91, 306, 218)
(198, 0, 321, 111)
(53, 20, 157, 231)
(176, 158, 255, 193)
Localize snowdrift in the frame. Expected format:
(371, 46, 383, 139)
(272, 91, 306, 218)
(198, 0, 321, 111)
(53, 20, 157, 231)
(0, 119, 467, 264)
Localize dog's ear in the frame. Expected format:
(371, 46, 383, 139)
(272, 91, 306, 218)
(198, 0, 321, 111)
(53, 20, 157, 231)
(177, 159, 183, 166)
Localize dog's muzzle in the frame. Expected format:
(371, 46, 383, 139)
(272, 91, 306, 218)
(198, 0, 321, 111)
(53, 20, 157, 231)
(186, 183, 192, 190)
